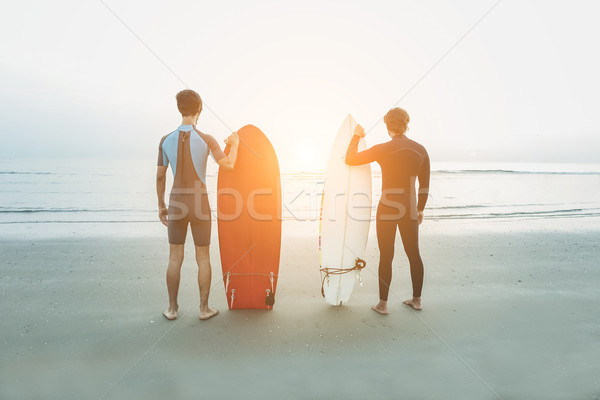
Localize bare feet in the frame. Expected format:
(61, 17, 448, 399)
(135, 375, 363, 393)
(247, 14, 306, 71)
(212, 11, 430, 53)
(199, 307, 219, 321)
(403, 297, 422, 311)
(163, 306, 178, 320)
(371, 301, 389, 315)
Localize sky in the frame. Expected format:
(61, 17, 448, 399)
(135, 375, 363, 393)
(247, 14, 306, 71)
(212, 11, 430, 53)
(1, 0, 599, 171)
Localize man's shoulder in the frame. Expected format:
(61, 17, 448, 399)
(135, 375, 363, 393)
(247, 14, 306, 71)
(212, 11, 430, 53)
(158, 133, 168, 147)
(160, 129, 178, 143)
(404, 137, 428, 156)
(192, 128, 219, 145)
(192, 127, 215, 138)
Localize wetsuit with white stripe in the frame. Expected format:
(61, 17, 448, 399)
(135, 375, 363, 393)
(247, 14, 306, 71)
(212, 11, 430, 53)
(346, 134, 430, 300)
(157, 124, 226, 246)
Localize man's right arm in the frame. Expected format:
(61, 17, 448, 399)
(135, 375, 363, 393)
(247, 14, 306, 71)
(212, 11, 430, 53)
(156, 137, 169, 226)
(345, 124, 379, 166)
(156, 166, 168, 226)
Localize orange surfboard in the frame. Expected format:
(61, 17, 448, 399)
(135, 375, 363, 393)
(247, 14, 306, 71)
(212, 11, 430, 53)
(217, 125, 282, 309)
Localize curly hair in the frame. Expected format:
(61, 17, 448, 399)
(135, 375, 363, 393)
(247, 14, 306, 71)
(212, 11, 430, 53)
(176, 90, 202, 117)
(384, 107, 410, 135)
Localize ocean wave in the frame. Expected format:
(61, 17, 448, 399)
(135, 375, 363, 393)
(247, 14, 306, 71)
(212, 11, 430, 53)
(278, 169, 600, 176)
(2, 209, 600, 224)
(428, 204, 489, 210)
(0, 171, 121, 177)
(2, 169, 599, 178)
(0, 171, 54, 175)
(432, 169, 600, 175)
(0, 207, 154, 214)
(429, 208, 600, 219)
(427, 203, 570, 210)
(0, 220, 155, 224)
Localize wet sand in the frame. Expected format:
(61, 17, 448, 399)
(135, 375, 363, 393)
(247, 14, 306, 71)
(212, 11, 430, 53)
(1, 218, 600, 399)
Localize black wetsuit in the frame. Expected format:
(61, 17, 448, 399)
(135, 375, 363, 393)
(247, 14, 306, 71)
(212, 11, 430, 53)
(346, 134, 430, 300)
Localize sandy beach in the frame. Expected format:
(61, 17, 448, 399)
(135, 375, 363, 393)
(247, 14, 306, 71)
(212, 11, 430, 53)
(1, 217, 599, 399)
(3, 0, 600, 398)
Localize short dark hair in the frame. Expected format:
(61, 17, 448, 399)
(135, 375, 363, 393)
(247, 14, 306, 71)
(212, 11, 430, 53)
(384, 107, 410, 135)
(176, 90, 202, 116)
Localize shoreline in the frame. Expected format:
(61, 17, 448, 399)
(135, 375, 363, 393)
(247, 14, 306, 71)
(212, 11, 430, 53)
(1, 214, 600, 242)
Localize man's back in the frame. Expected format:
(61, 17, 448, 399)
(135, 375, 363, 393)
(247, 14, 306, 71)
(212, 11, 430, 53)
(346, 134, 430, 216)
(374, 136, 428, 190)
(157, 124, 225, 190)
(157, 124, 226, 226)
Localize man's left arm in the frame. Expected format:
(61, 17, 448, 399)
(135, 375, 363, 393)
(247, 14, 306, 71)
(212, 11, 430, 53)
(197, 129, 239, 171)
(216, 132, 239, 171)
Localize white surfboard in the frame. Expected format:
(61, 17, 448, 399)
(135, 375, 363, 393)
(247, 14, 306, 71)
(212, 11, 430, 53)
(319, 114, 372, 306)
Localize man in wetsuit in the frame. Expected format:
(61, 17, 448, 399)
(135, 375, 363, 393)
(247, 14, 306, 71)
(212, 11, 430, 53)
(345, 108, 430, 314)
(156, 89, 239, 321)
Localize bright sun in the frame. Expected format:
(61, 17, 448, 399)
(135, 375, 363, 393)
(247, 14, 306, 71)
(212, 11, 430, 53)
(294, 145, 322, 172)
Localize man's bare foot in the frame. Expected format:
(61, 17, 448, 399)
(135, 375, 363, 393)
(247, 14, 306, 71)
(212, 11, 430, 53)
(199, 307, 219, 320)
(371, 301, 388, 315)
(163, 306, 178, 320)
(403, 297, 422, 311)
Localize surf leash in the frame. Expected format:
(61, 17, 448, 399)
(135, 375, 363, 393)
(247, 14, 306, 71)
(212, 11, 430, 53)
(320, 257, 366, 297)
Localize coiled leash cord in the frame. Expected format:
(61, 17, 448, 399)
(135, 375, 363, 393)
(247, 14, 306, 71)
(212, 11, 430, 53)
(320, 257, 366, 297)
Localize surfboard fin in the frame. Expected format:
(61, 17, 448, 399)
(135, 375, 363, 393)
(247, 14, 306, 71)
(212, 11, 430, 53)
(265, 289, 275, 306)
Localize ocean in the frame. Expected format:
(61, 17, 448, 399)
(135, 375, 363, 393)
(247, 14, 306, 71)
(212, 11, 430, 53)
(1, 159, 599, 238)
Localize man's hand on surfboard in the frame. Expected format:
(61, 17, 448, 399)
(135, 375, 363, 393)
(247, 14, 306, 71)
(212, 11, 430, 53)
(224, 131, 239, 147)
(417, 210, 424, 225)
(158, 206, 168, 226)
(353, 124, 365, 138)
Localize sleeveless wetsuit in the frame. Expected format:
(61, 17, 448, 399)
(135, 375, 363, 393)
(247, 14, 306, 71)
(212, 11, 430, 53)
(346, 134, 430, 300)
(157, 124, 226, 246)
